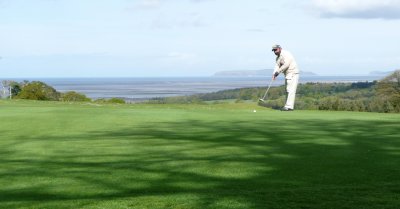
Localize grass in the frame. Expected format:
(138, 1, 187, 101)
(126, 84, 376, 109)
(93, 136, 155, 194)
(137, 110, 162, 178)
(0, 100, 399, 209)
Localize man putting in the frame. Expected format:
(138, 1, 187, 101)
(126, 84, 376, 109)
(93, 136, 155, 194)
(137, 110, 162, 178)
(272, 44, 300, 111)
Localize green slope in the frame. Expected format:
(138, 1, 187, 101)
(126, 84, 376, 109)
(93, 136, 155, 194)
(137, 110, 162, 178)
(0, 100, 399, 209)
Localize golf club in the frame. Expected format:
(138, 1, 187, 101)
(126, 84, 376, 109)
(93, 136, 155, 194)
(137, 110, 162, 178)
(259, 78, 274, 102)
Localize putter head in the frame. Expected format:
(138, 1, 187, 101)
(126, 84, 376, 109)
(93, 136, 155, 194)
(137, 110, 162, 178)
(258, 98, 265, 102)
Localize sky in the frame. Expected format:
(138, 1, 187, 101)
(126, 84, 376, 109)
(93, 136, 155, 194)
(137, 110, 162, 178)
(0, 0, 399, 77)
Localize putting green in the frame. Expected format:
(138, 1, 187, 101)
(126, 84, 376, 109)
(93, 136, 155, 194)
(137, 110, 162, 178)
(1, 100, 399, 209)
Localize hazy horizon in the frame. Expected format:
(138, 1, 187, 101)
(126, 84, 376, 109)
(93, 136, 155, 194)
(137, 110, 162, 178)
(0, 73, 389, 79)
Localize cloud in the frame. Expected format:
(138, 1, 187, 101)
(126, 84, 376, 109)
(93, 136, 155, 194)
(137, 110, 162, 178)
(312, 0, 400, 19)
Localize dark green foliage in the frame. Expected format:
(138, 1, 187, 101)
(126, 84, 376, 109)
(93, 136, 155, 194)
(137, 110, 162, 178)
(148, 72, 400, 113)
(376, 70, 400, 112)
(4, 80, 94, 103)
(10, 81, 22, 97)
(260, 82, 380, 112)
(60, 91, 91, 102)
(95, 98, 126, 104)
(108, 98, 126, 104)
(16, 81, 60, 101)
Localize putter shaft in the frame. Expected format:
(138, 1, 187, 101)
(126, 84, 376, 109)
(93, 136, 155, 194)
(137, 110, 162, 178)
(260, 79, 274, 101)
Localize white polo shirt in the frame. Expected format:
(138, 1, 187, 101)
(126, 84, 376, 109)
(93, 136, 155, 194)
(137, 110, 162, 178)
(273, 49, 299, 79)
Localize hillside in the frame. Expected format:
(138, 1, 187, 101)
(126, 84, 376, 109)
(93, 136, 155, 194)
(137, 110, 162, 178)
(147, 81, 400, 113)
(369, 70, 396, 75)
(213, 69, 317, 77)
(0, 100, 399, 209)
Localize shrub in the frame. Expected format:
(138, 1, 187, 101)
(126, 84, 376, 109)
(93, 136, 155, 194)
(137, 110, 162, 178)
(108, 98, 126, 104)
(61, 91, 91, 102)
(95, 98, 126, 104)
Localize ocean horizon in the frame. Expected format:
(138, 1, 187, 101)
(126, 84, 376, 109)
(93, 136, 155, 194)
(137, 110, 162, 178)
(4, 75, 384, 100)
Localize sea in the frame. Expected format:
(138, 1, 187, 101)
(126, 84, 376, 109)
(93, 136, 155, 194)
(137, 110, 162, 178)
(6, 75, 384, 101)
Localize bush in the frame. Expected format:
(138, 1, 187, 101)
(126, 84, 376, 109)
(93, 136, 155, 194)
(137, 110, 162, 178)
(61, 91, 91, 102)
(108, 98, 126, 104)
(95, 98, 126, 104)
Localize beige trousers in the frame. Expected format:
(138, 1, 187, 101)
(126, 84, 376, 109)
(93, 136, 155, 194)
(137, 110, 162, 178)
(284, 73, 299, 109)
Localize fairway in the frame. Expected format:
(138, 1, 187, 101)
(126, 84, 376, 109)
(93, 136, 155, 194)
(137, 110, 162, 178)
(1, 100, 399, 209)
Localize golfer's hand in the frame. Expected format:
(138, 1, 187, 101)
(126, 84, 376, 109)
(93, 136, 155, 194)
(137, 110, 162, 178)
(272, 72, 279, 80)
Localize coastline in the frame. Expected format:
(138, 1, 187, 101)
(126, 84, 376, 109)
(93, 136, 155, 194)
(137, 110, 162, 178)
(3, 75, 384, 100)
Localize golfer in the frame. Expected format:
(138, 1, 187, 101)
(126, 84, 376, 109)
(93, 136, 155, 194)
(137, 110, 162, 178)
(272, 44, 299, 111)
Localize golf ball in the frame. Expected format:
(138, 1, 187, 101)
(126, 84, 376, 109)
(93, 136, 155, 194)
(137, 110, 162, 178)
(253, 110, 257, 112)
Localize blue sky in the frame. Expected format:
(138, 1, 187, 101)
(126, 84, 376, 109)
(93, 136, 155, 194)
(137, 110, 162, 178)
(0, 0, 399, 77)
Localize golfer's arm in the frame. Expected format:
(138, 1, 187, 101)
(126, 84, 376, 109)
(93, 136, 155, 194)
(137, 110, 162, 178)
(277, 56, 291, 74)
(273, 64, 280, 74)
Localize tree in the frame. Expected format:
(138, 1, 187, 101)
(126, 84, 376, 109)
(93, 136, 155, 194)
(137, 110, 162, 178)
(376, 70, 400, 112)
(10, 81, 22, 97)
(16, 81, 60, 101)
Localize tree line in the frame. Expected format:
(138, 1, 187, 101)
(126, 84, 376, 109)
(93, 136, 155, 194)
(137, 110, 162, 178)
(147, 70, 400, 113)
(0, 80, 125, 104)
(2, 70, 399, 113)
